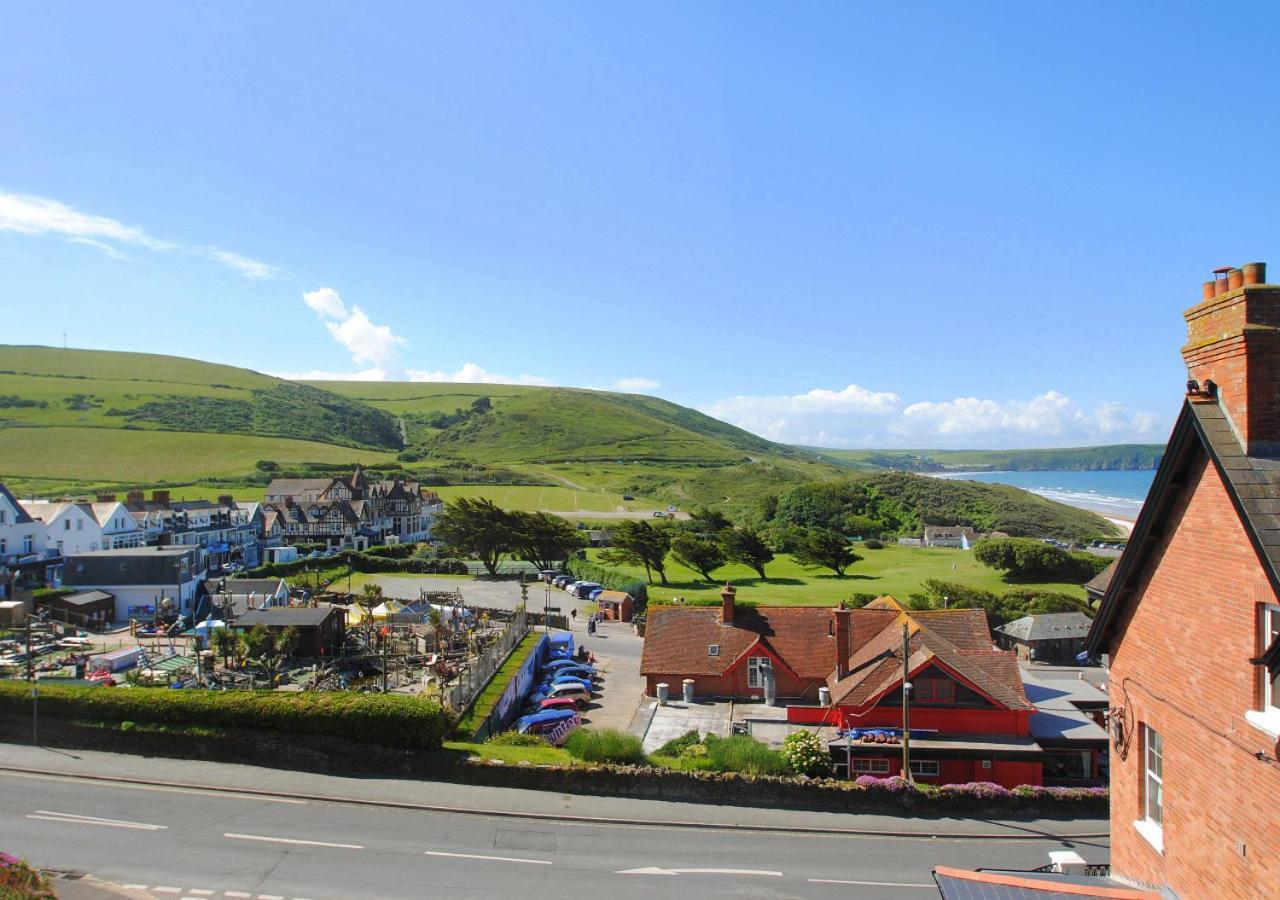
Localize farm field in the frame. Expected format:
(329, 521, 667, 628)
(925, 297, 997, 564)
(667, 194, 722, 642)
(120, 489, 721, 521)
(0, 427, 397, 484)
(585, 544, 1087, 604)
(430, 483, 646, 514)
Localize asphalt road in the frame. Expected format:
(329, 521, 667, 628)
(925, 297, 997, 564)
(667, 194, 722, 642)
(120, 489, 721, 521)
(1, 769, 1108, 900)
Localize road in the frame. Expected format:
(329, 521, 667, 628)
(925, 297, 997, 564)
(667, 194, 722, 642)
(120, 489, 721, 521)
(0, 767, 1108, 900)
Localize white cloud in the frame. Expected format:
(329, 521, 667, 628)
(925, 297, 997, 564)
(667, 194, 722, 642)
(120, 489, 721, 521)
(269, 368, 389, 382)
(303, 286, 348, 319)
(704, 383, 1165, 448)
(613, 377, 660, 392)
(0, 190, 276, 278)
(206, 248, 277, 279)
(301, 287, 406, 368)
(405, 363, 553, 386)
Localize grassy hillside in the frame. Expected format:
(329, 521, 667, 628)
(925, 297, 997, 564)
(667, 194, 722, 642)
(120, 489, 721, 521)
(1, 346, 400, 449)
(815, 445, 1164, 472)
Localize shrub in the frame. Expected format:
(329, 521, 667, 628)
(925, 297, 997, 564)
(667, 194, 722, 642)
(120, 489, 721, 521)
(854, 774, 912, 794)
(486, 731, 546, 747)
(861, 538, 884, 550)
(703, 734, 788, 776)
(0, 852, 55, 900)
(0, 682, 449, 751)
(654, 729, 702, 757)
(564, 728, 648, 765)
(781, 730, 832, 777)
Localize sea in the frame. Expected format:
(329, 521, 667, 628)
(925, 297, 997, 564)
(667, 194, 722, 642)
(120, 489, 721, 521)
(932, 469, 1155, 521)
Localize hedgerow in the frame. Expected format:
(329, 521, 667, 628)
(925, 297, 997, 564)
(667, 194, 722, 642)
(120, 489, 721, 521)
(0, 682, 449, 751)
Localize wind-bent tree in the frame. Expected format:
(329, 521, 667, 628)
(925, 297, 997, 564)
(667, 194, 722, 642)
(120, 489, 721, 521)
(688, 506, 733, 536)
(792, 528, 862, 578)
(722, 527, 775, 579)
(434, 497, 514, 575)
(510, 511, 587, 571)
(602, 519, 672, 585)
(670, 533, 726, 582)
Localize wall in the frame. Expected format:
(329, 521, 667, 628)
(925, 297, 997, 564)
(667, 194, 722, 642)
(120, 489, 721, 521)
(1107, 452, 1280, 897)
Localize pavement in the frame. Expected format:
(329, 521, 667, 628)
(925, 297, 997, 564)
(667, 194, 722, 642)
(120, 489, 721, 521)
(0, 744, 1110, 900)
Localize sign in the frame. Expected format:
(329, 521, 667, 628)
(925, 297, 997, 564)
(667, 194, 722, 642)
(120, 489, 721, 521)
(544, 606, 561, 613)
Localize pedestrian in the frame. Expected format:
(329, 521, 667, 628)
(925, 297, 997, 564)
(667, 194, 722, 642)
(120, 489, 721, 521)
(571, 608, 577, 621)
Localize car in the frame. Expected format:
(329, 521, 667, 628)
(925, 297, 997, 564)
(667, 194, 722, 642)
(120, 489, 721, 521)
(622, 494, 635, 501)
(571, 582, 601, 599)
(588, 588, 604, 602)
(543, 658, 595, 674)
(537, 685, 592, 707)
(652, 511, 666, 517)
(563, 581, 581, 594)
(514, 708, 580, 735)
(549, 667, 597, 684)
(538, 569, 559, 582)
(552, 575, 571, 589)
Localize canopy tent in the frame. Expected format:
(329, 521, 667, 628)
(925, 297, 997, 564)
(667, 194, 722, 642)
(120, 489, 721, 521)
(371, 599, 409, 620)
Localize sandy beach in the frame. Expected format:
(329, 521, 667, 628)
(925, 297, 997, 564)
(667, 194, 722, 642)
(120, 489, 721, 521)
(1105, 516, 1135, 535)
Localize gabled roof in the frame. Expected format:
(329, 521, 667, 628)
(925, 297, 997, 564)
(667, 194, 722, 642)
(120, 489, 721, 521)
(640, 605, 835, 679)
(1083, 560, 1116, 597)
(0, 484, 35, 523)
(233, 605, 342, 627)
(1088, 399, 1280, 655)
(996, 612, 1094, 642)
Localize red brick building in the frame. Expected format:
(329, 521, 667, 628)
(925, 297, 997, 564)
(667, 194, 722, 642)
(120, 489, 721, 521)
(642, 589, 1041, 787)
(1087, 262, 1280, 898)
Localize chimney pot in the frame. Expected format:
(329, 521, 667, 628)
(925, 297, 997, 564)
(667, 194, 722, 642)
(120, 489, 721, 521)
(1202, 281, 1216, 301)
(1243, 261, 1267, 285)
(1229, 268, 1245, 291)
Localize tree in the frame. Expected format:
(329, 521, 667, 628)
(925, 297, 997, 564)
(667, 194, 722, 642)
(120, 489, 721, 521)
(601, 519, 672, 585)
(670, 533, 726, 582)
(688, 506, 733, 537)
(722, 527, 774, 579)
(470, 396, 492, 414)
(509, 511, 587, 571)
(974, 537, 1111, 582)
(244, 624, 299, 685)
(357, 582, 384, 626)
(255, 459, 279, 472)
(792, 528, 862, 577)
(433, 497, 514, 575)
(209, 626, 243, 669)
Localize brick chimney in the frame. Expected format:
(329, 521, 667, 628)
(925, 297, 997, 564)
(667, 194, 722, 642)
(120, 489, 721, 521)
(96, 493, 116, 503)
(218, 494, 235, 507)
(721, 583, 736, 625)
(151, 490, 170, 505)
(1184, 261, 1280, 454)
(126, 490, 144, 505)
(833, 603, 852, 680)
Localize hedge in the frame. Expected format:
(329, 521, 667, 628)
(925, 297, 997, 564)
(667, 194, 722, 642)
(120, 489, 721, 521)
(243, 552, 468, 579)
(0, 682, 449, 751)
(564, 558, 648, 607)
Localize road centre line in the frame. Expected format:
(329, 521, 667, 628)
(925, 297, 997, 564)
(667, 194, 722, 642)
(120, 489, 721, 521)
(808, 878, 934, 888)
(616, 866, 784, 876)
(422, 849, 552, 865)
(28, 810, 166, 830)
(223, 832, 364, 850)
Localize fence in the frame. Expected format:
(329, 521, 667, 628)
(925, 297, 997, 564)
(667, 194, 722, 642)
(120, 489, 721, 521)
(472, 633, 548, 741)
(444, 606, 529, 715)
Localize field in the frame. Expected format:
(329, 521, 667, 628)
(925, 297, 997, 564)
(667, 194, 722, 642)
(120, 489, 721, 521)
(586, 545, 1087, 604)
(0, 427, 396, 489)
(431, 484, 644, 514)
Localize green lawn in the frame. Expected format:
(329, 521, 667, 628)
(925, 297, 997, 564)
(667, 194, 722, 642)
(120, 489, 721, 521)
(453, 632, 543, 737)
(587, 544, 1086, 604)
(431, 483, 646, 513)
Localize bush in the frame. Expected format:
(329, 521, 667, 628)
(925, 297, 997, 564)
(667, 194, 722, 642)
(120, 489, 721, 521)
(860, 538, 884, 550)
(781, 730, 833, 777)
(654, 729, 702, 757)
(365, 543, 417, 559)
(0, 852, 55, 900)
(0, 682, 449, 751)
(486, 731, 546, 747)
(565, 558, 648, 608)
(564, 728, 648, 765)
(243, 552, 468, 579)
(703, 734, 788, 776)
(974, 537, 1111, 582)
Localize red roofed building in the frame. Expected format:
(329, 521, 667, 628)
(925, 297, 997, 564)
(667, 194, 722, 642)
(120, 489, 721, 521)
(1086, 263, 1280, 898)
(641, 587, 1041, 787)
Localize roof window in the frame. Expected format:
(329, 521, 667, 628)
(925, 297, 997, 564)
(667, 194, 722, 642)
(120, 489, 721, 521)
(708, 644, 720, 657)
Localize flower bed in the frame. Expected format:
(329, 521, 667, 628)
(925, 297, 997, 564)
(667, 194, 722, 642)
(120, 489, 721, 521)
(0, 852, 55, 900)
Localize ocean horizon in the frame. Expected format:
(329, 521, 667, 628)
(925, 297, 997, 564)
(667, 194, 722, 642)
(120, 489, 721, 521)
(933, 469, 1155, 521)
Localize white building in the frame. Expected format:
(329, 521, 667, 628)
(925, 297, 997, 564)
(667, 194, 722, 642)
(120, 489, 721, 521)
(62, 546, 208, 622)
(0, 484, 42, 565)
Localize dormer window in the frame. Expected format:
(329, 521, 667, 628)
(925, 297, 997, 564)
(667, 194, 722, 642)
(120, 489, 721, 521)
(708, 644, 720, 657)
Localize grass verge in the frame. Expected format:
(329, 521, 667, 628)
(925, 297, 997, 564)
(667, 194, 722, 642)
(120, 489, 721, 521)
(451, 633, 542, 738)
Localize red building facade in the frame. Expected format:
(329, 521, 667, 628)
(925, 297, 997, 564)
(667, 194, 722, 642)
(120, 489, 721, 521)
(1088, 263, 1280, 898)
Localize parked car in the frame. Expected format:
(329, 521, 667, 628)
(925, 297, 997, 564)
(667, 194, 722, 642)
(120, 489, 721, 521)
(530, 683, 592, 707)
(543, 658, 596, 674)
(549, 667, 597, 684)
(571, 582, 601, 599)
(588, 588, 605, 602)
(515, 708, 579, 736)
(538, 696, 580, 713)
(538, 570, 559, 582)
(622, 494, 635, 501)
(652, 511, 665, 517)
(563, 581, 581, 594)
(553, 575, 572, 588)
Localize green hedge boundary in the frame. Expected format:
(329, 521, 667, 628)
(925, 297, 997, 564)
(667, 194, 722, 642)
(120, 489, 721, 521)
(243, 552, 468, 578)
(565, 558, 648, 607)
(0, 682, 449, 751)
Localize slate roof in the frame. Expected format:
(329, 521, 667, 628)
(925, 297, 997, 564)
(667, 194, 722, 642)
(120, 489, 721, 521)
(996, 612, 1094, 643)
(1089, 398, 1280, 655)
(202, 578, 287, 598)
(233, 606, 341, 628)
(1083, 561, 1116, 597)
(0, 484, 35, 523)
(53, 590, 114, 607)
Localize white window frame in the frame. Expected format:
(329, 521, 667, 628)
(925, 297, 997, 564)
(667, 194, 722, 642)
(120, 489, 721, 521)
(852, 758, 890, 774)
(747, 656, 772, 689)
(1246, 604, 1280, 737)
(1133, 723, 1164, 853)
(909, 759, 939, 777)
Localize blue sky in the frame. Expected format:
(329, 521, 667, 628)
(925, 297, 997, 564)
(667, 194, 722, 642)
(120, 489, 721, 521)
(2, 2, 1277, 449)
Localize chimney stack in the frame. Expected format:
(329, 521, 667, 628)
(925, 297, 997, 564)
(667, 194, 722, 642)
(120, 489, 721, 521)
(833, 604, 852, 680)
(218, 494, 234, 507)
(1183, 261, 1280, 455)
(721, 583, 736, 625)
(126, 490, 144, 505)
(151, 490, 170, 505)
(96, 493, 116, 503)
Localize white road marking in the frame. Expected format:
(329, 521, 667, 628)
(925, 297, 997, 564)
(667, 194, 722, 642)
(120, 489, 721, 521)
(258, 895, 285, 900)
(0, 770, 305, 804)
(152, 889, 182, 895)
(423, 849, 553, 865)
(187, 892, 215, 896)
(808, 878, 934, 888)
(616, 866, 784, 876)
(28, 810, 166, 831)
(223, 893, 252, 898)
(122, 886, 148, 891)
(223, 832, 364, 850)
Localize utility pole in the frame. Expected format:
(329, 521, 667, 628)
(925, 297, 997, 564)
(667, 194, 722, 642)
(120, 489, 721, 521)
(901, 621, 911, 780)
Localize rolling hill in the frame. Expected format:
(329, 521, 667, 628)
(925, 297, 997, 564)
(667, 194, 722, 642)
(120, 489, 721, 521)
(0, 346, 1123, 536)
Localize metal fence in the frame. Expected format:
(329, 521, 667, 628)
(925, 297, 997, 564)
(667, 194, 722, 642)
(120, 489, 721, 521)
(444, 606, 529, 714)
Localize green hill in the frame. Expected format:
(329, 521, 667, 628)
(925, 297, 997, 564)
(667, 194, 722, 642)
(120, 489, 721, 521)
(812, 445, 1163, 472)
